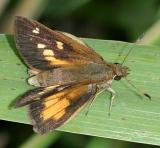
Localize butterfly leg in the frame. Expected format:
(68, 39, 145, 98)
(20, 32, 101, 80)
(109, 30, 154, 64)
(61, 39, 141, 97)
(106, 87, 116, 116)
(85, 95, 96, 116)
(85, 86, 99, 116)
(85, 85, 110, 116)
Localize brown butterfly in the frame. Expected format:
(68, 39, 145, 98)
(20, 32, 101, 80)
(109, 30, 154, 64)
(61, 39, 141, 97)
(14, 16, 129, 134)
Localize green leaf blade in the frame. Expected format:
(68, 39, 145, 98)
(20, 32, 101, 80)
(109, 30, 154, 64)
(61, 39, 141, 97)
(0, 34, 160, 145)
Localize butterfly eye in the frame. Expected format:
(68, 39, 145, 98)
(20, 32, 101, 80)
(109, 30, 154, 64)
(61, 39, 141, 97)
(114, 75, 122, 81)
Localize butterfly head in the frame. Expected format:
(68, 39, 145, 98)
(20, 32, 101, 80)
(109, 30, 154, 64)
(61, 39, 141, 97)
(112, 63, 129, 81)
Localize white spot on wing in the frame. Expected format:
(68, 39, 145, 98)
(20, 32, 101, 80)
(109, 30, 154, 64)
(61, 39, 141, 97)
(56, 41, 63, 50)
(36, 27, 39, 31)
(43, 49, 54, 56)
(37, 43, 46, 48)
(32, 27, 40, 34)
(32, 30, 39, 34)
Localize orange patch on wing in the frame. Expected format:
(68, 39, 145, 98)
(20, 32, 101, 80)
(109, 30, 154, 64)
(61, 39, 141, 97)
(44, 98, 59, 108)
(44, 54, 89, 66)
(44, 85, 88, 102)
(45, 91, 65, 101)
(53, 110, 66, 120)
(41, 98, 70, 120)
(44, 56, 70, 65)
(41, 85, 89, 120)
(67, 85, 87, 100)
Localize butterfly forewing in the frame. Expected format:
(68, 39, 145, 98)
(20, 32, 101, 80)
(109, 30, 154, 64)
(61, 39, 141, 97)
(14, 16, 105, 71)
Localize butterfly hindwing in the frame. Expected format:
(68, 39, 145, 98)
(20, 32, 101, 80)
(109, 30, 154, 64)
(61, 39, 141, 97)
(15, 84, 70, 107)
(14, 16, 105, 71)
(25, 84, 98, 134)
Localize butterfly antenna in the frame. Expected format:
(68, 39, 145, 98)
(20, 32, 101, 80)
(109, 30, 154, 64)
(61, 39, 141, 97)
(115, 46, 125, 63)
(121, 33, 145, 65)
(124, 77, 151, 100)
(114, 43, 128, 63)
(122, 34, 151, 99)
(85, 97, 95, 116)
(121, 45, 134, 65)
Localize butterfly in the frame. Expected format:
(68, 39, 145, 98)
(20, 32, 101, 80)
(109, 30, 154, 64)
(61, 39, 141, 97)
(14, 16, 129, 134)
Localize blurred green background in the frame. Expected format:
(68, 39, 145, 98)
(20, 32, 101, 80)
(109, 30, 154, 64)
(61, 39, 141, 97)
(0, 0, 160, 147)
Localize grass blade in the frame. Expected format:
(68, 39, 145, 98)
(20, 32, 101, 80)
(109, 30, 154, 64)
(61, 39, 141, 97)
(0, 34, 160, 145)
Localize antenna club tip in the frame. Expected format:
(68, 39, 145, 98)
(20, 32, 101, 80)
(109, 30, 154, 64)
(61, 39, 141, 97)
(143, 93, 151, 100)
